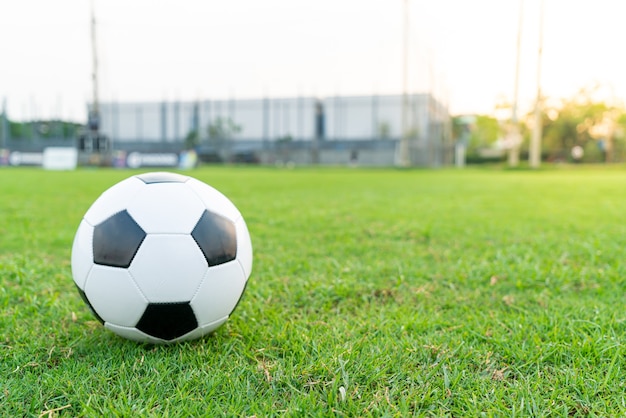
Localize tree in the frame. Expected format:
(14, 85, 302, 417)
(468, 115, 501, 153)
(206, 117, 242, 161)
(452, 115, 502, 156)
(540, 85, 626, 162)
(378, 121, 391, 140)
(207, 117, 241, 140)
(184, 130, 199, 150)
(7, 119, 80, 140)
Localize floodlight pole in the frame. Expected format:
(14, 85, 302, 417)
(508, 0, 524, 167)
(398, 0, 411, 167)
(529, 0, 544, 168)
(90, 0, 100, 135)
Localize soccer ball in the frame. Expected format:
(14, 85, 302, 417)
(71, 172, 253, 343)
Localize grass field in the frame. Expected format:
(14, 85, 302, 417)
(2, 165, 626, 416)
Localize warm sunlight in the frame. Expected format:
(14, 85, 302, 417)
(0, 0, 624, 119)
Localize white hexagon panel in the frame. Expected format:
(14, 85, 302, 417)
(83, 177, 145, 226)
(186, 177, 242, 222)
(190, 261, 248, 326)
(84, 266, 148, 327)
(129, 234, 209, 302)
(127, 182, 206, 234)
(71, 219, 94, 290)
(70, 171, 253, 344)
(235, 217, 253, 279)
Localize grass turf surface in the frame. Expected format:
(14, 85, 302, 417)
(2, 166, 626, 416)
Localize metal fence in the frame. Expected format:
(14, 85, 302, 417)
(94, 94, 452, 166)
(1, 93, 452, 167)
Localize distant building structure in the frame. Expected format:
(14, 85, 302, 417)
(94, 93, 452, 167)
(0, 94, 451, 168)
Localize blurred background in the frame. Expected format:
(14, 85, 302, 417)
(1, 0, 625, 167)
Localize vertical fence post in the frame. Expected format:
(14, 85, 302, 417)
(136, 104, 142, 142)
(192, 101, 200, 148)
(1, 98, 7, 147)
(334, 96, 339, 140)
(31, 99, 38, 141)
(55, 96, 63, 140)
(161, 101, 167, 143)
(174, 100, 180, 143)
(371, 94, 378, 139)
(312, 100, 323, 164)
(298, 95, 303, 141)
(263, 97, 269, 153)
(113, 101, 119, 149)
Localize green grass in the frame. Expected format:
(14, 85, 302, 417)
(2, 165, 626, 416)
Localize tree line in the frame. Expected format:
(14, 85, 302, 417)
(0, 118, 82, 141)
(453, 85, 626, 163)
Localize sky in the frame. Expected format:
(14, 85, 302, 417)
(0, 0, 625, 122)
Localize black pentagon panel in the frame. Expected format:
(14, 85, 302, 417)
(136, 172, 189, 184)
(93, 210, 146, 268)
(75, 285, 104, 324)
(191, 210, 237, 266)
(136, 302, 198, 341)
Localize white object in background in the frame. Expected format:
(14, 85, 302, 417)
(43, 147, 78, 170)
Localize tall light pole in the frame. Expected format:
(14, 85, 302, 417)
(89, 0, 100, 139)
(529, 0, 545, 168)
(398, 0, 411, 167)
(508, 0, 524, 167)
